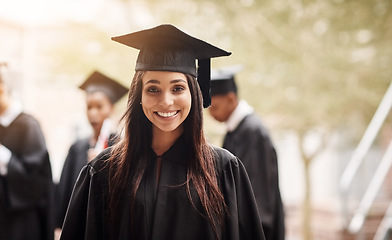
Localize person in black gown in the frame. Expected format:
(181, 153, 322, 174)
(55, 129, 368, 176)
(60, 24, 265, 240)
(0, 64, 54, 240)
(208, 67, 285, 240)
(55, 71, 128, 234)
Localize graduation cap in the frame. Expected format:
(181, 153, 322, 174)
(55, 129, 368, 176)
(79, 71, 128, 104)
(111, 24, 231, 108)
(210, 65, 243, 96)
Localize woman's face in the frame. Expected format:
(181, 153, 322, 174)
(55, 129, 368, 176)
(86, 91, 114, 135)
(141, 71, 191, 135)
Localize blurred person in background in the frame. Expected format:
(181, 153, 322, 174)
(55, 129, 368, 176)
(60, 24, 265, 240)
(0, 63, 54, 240)
(208, 66, 285, 240)
(54, 71, 128, 236)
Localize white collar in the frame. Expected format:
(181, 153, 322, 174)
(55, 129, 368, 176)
(225, 100, 254, 132)
(0, 101, 23, 127)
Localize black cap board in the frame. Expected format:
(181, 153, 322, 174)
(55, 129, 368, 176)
(79, 71, 128, 104)
(210, 65, 243, 96)
(111, 24, 231, 108)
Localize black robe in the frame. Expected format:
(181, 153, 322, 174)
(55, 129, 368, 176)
(0, 113, 53, 240)
(55, 138, 90, 228)
(60, 137, 265, 240)
(223, 113, 285, 240)
(55, 134, 118, 228)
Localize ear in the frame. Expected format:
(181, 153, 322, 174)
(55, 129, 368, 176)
(226, 92, 238, 105)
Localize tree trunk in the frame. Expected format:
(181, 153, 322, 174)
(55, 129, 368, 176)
(303, 157, 312, 240)
(298, 131, 321, 240)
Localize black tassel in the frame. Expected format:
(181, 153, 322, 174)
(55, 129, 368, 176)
(197, 58, 211, 108)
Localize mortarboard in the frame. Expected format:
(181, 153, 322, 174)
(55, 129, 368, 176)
(210, 65, 243, 96)
(79, 71, 128, 104)
(111, 24, 231, 108)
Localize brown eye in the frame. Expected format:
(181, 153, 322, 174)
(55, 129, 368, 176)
(173, 86, 185, 92)
(147, 87, 159, 93)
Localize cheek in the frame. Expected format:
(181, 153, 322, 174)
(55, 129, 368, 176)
(86, 111, 93, 121)
(141, 98, 153, 119)
(141, 96, 154, 113)
(101, 109, 111, 119)
(87, 108, 96, 118)
(181, 93, 192, 112)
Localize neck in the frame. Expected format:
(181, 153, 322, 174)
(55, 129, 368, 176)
(229, 100, 239, 118)
(93, 129, 100, 143)
(151, 125, 183, 156)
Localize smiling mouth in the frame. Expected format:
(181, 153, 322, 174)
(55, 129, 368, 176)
(155, 111, 179, 118)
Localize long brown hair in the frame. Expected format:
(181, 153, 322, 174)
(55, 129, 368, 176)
(107, 71, 226, 239)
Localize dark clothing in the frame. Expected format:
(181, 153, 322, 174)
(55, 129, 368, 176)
(55, 134, 118, 228)
(55, 138, 90, 228)
(0, 113, 53, 240)
(223, 113, 285, 240)
(60, 137, 265, 240)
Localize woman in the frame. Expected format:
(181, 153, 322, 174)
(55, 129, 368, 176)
(55, 71, 128, 232)
(60, 24, 265, 240)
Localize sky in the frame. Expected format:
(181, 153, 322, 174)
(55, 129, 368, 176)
(0, 0, 105, 25)
(0, 0, 156, 33)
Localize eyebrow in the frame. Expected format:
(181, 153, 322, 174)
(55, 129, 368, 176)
(145, 79, 187, 85)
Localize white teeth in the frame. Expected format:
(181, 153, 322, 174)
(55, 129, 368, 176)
(157, 111, 177, 117)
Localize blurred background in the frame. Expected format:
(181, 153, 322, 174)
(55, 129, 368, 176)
(1, 0, 391, 239)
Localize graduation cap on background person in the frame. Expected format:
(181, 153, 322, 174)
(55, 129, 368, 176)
(111, 24, 232, 108)
(210, 65, 243, 96)
(79, 71, 129, 104)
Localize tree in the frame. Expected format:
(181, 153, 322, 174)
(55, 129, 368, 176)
(41, 0, 392, 238)
(135, 0, 392, 239)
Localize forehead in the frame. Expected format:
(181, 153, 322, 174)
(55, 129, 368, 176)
(86, 91, 113, 104)
(142, 71, 188, 84)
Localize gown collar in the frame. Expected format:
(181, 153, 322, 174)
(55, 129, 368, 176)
(225, 100, 253, 132)
(149, 134, 189, 164)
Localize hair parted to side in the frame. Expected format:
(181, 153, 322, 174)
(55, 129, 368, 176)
(106, 71, 227, 240)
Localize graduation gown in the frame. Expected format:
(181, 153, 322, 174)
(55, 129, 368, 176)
(55, 134, 118, 228)
(55, 138, 90, 228)
(223, 113, 285, 240)
(0, 113, 53, 240)
(60, 136, 265, 240)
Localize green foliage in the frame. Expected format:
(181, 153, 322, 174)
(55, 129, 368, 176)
(43, 0, 392, 142)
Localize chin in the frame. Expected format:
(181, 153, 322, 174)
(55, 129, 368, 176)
(154, 123, 183, 134)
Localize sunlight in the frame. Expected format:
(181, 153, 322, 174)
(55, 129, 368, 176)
(0, 0, 105, 26)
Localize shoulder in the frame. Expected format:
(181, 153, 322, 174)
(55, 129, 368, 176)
(86, 147, 113, 174)
(240, 113, 272, 138)
(73, 138, 90, 145)
(10, 113, 46, 142)
(69, 138, 90, 150)
(211, 145, 240, 170)
(13, 112, 40, 127)
(241, 113, 264, 130)
(211, 146, 252, 187)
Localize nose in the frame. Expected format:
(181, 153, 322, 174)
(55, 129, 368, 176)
(88, 107, 99, 119)
(159, 91, 174, 107)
